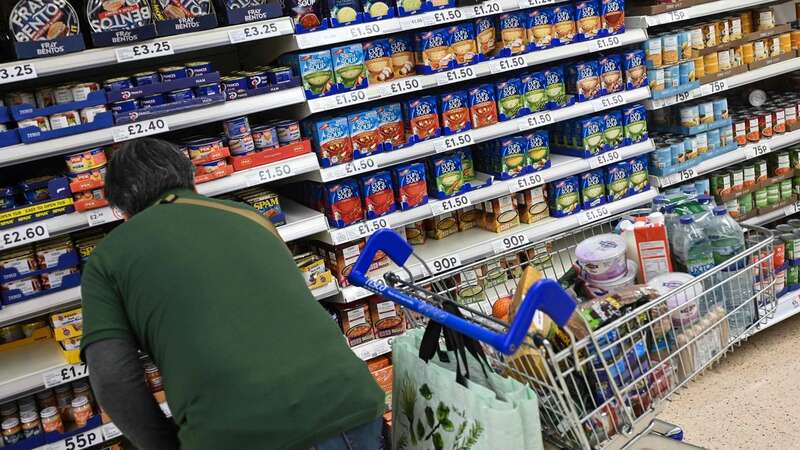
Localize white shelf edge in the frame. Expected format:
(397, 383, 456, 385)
(0, 342, 88, 401)
(0, 287, 81, 328)
(742, 203, 798, 227)
(626, 0, 776, 28)
(351, 336, 393, 360)
(312, 280, 340, 300)
(277, 200, 330, 242)
(760, 290, 800, 331)
(196, 153, 320, 197)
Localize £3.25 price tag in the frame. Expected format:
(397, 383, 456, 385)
(0, 62, 37, 85)
(492, 232, 528, 254)
(745, 142, 771, 160)
(112, 118, 169, 142)
(437, 66, 477, 85)
(489, 55, 527, 74)
(509, 172, 546, 193)
(435, 132, 473, 152)
(43, 363, 88, 389)
(246, 163, 293, 187)
(589, 149, 622, 169)
(431, 194, 471, 215)
(578, 205, 611, 225)
(228, 20, 289, 43)
(0, 223, 49, 249)
(116, 40, 174, 63)
(428, 254, 462, 275)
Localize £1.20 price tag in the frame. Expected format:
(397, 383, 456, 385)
(431, 194, 471, 215)
(112, 118, 169, 142)
(472, 0, 502, 17)
(509, 172, 546, 193)
(492, 232, 528, 254)
(245, 163, 293, 187)
(43, 363, 89, 389)
(428, 254, 462, 275)
(577, 205, 611, 225)
(0, 223, 49, 249)
(116, 40, 174, 63)
(0, 62, 37, 85)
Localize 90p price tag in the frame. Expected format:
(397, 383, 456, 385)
(428, 254, 462, 274)
(492, 232, 528, 254)
(116, 40, 174, 63)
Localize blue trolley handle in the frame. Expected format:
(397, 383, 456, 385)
(348, 229, 578, 355)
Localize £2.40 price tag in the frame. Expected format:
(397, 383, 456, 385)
(492, 232, 528, 254)
(112, 118, 169, 142)
(431, 194, 471, 215)
(428, 254, 462, 274)
(116, 40, 174, 63)
(578, 205, 611, 225)
(489, 55, 526, 74)
(246, 163, 292, 187)
(472, 0, 502, 17)
(0, 62, 36, 85)
(43, 363, 88, 389)
(435, 132, 473, 152)
(228, 21, 288, 43)
(745, 142, 771, 160)
(0, 223, 49, 249)
(509, 172, 545, 193)
(437, 66, 477, 85)
(589, 149, 622, 169)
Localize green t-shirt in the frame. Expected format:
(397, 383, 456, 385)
(80, 189, 385, 450)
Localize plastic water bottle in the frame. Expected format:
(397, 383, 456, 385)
(706, 207, 754, 337)
(672, 216, 715, 277)
(694, 195, 716, 230)
(652, 195, 667, 213)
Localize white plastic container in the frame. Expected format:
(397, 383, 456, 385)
(587, 259, 639, 295)
(575, 234, 627, 282)
(648, 272, 703, 327)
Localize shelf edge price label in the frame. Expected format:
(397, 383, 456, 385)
(59, 428, 102, 450)
(489, 55, 526, 74)
(87, 207, 122, 227)
(594, 93, 625, 112)
(112, 118, 169, 142)
(589, 149, 621, 169)
(115, 40, 174, 63)
(578, 205, 611, 225)
(509, 172, 545, 193)
(102, 423, 122, 441)
(431, 194, 471, 215)
(0, 223, 49, 249)
(784, 201, 800, 216)
(745, 142, 770, 160)
(348, 22, 385, 39)
(588, 35, 622, 52)
(354, 217, 389, 239)
(246, 163, 293, 187)
(437, 66, 477, 85)
(381, 77, 422, 96)
(701, 79, 728, 96)
(667, 167, 697, 185)
(492, 232, 529, 254)
(672, 90, 692, 105)
(520, 110, 554, 130)
(228, 21, 286, 43)
(518, 0, 554, 8)
(472, 0, 502, 17)
(428, 253, 462, 275)
(344, 158, 377, 176)
(43, 363, 88, 388)
(432, 8, 465, 24)
(0, 62, 37, 85)
(435, 132, 473, 152)
(333, 89, 368, 108)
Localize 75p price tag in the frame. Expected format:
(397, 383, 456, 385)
(701, 79, 728, 96)
(435, 132, 473, 152)
(492, 232, 528, 254)
(0, 62, 37, 85)
(509, 172, 546, 193)
(666, 167, 697, 185)
(116, 40, 174, 63)
(431, 194, 471, 215)
(656, 8, 689, 25)
(745, 142, 771, 160)
(0, 223, 49, 249)
(43, 363, 88, 388)
(112, 118, 169, 142)
(428, 254, 462, 275)
(245, 163, 293, 187)
(228, 20, 290, 43)
(577, 205, 611, 225)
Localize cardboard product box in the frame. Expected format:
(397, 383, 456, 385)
(457, 205, 481, 231)
(368, 354, 392, 372)
(50, 308, 82, 327)
(335, 302, 376, 347)
(294, 252, 333, 289)
(53, 323, 82, 341)
(426, 212, 458, 240)
(516, 186, 549, 224)
(405, 221, 427, 245)
(368, 297, 405, 338)
(482, 195, 520, 233)
(314, 240, 388, 287)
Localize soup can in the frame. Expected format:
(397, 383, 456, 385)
(757, 110, 774, 138)
(645, 37, 662, 67)
(664, 65, 679, 89)
(274, 120, 302, 145)
(720, 124, 734, 146)
(224, 116, 251, 139)
(652, 145, 672, 169)
(792, 30, 800, 50)
(756, 8, 774, 31)
(197, 159, 228, 174)
(167, 89, 195, 102)
(755, 159, 768, 182)
(698, 101, 714, 125)
(159, 66, 188, 82)
(139, 94, 166, 108)
(695, 132, 709, 155)
(712, 98, 728, 121)
(186, 61, 213, 78)
(780, 33, 792, 54)
(741, 42, 755, 64)
(689, 26, 704, 51)
(782, 179, 793, 200)
(707, 128, 721, 152)
(649, 68, 665, 92)
(739, 192, 753, 216)
(702, 22, 717, 47)
(228, 134, 256, 156)
(692, 56, 705, 78)
(667, 139, 684, 164)
(742, 163, 756, 189)
(49, 111, 81, 130)
(680, 104, 700, 128)
(754, 40, 768, 61)
(730, 167, 744, 192)
(661, 33, 679, 65)
(703, 52, 719, 74)
(769, 36, 781, 57)
(745, 115, 760, 142)
(773, 107, 787, 134)
(717, 49, 731, 71)
(80, 105, 107, 124)
(133, 71, 160, 86)
(111, 99, 138, 113)
(710, 171, 730, 197)
(729, 16, 742, 40)
(679, 60, 695, 85)
(252, 125, 280, 150)
(677, 30, 692, 61)
(740, 10, 753, 34)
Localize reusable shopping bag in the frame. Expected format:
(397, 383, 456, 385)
(391, 302, 545, 450)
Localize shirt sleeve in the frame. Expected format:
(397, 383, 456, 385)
(79, 252, 136, 362)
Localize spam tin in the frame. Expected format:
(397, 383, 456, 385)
(449, 23, 478, 67)
(241, 71, 268, 90)
(602, 0, 625, 35)
(475, 17, 499, 58)
(599, 54, 623, 94)
(325, 179, 363, 228)
(240, 190, 286, 226)
(298, 50, 335, 99)
(348, 110, 383, 158)
(167, 88, 195, 102)
(527, 8, 555, 51)
(544, 66, 569, 109)
(440, 91, 471, 135)
(428, 153, 464, 197)
(133, 71, 159, 86)
(623, 103, 648, 145)
(627, 155, 650, 194)
(86, 0, 152, 33)
(548, 176, 581, 217)
(363, 39, 394, 84)
(576, 0, 603, 41)
(603, 110, 624, 150)
(361, 171, 396, 219)
(404, 96, 441, 143)
(266, 66, 293, 85)
(494, 136, 530, 179)
(151, 0, 214, 20)
(579, 115, 606, 155)
(313, 116, 354, 167)
(251, 126, 279, 150)
(552, 4, 577, 46)
(580, 169, 607, 209)
(468, 84, 498, 129)
(10, 0, 81, 42)
(498, 12, 527, 56)
(605, 160, 630, 202)
(415, 28, 454, 73)
(228, 134, 256, 156)
(328, 0, 363, 27)
(375, 103, 405, 150)
(524, 130, 550, 171)
(522, 71, 547, 112)
(568, 60, 604, 102)
(393, 162, 428, 210)
(624, 50, 647, 90)
(185, 137, 224, 160)
(331, 44, 367, 92)
(496, 78, 529, 121)
(390, 34, 415, 77)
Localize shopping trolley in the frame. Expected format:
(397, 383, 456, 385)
(348, 210, 778, 450)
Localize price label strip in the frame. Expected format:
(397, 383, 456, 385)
(355, 337, 392, 360)
(744, 142, 771, 160)
(437, 66, 477, 86)
(430, 194, 471, 215)
(666, 167, 697, 185)
(588, 35, 622, 53)
(43, 363, 89, 389)
(345, 20, 401, 39)
(112, 118, 169, 143)
(594, 93, 626, 112)
(589, 149, 622, 169)
(471, 0, 502, 17)
(577, 205, 611, 226)
(50, 428, 104, 450)
(427, 253, 462, 275)
(701, 79, 728, 96)
(379, 77, 423, 96)
(87, 207, 123, 227)
(245, 163, 293, 187)
(432, 8, 468, 25)
(0, 222, 49, 249)
(492, 232, 529, 254)
(116, 40, 174, 63)
(784, 201, 800, 217)
(518, 0, 555, 8)
(0, 62, 37, 85)
(656, 8, 689, 25)
(228, 20, 290, 43)
(102, 423, 122, 441)
(434, 132, 473, 153)
(519, 110, 555, 130)
(352, 217, 390, 240)
(489, 55, 527, 74)
(509, 172, 546, 193)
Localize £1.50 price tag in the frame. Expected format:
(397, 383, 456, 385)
(489, 55, 526, 74)
(333, 90, 368, 108)
(745, 142, 771, 160)
(509, 172, 546, 193)
(347, 21, 399, 39)
(437, 66, 477, 85)
(0, 223, 49, 249)
(0, 62, 37, 85)
(344, 158, 377, 176)
(588, 35, 622, 52)
(380, 77, 423, 96)
(435, 132, 473, 152)
(432, 8, 466, 24)
(595, 93, 625, 112)
(492, 232, 529, 254)
(431, 194, 471, 215)
(520, 110, 555, 130)
(116, 40, 174, 63)
(112, 118, 169, 142)
(589, 149, 622, 169)
(354, 217, 389, 239)
(246, 163, 293, 187)
(578, 205, 611, 225)
(43, 363, 88, 389)
(428, 254, 462, 275)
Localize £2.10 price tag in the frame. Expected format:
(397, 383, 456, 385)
(489, 55, 526, 74)
(0, 223, 49, 249)
(492, 232, 528, 254)
(428, 254, 462, 275)
(437, 66, 477, 85)
(589, 149, 622, 169)
(472, 0, 502, 17)
(43, 363, 89, 389)
(112, 118, 169, 142)
(435, 132, 473, 152)
(578, 205, 611, 225)
(116, 40, 174, 63)
(246, 163, 293, 187)
(228, 20, 289, 43)
(431, 194, 471, 215)
(509, 172, 546, 193)
(0, 62, 36, 85)
(745, 142, 771, 160)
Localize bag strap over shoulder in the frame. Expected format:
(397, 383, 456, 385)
(162, 194, 283, 241)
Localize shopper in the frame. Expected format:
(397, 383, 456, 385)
(80, 138, 385, 450)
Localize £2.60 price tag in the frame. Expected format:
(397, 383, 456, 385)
(43, 363, 88, 389)
(509, 172, 545, 193)
(492, 232, 528, 254)
(578, 205, 611, 225)
(228, 21, 287, 43)
(112, 118, 169, 142)
(435, 132, 473, 152)
(0, 223, 49, 249)
(745, 142, 770, 160)
(437, 66, 477, 85)
(431, 194, 471, 215)
(428, 254, 462, 274)
(490, 55, 526, 74)
(116, 40, 174, 63)
(246, 163, 292, 187)
(589, 149, 622, 169)
(0, 62, 36, 85)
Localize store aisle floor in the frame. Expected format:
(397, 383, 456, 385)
(659, 314, 800, 449)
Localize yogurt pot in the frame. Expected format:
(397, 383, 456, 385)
(586, 259, 638, 295)
(575, 233, 627, 282)
(647, 272, 703, 327)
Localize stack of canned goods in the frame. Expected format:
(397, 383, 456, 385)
(220, 65, 294, 100)
(64, 148, 108, 204)
(730, 90, 800, 145)
(772, 220, 800, 294)
(3, 84, 106, 133)
(221, 116, 302, 157)
(0, 236, 80, 298)
(105, 61, 220, 114)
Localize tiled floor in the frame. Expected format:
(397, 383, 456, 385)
(659, 314, 800, 449)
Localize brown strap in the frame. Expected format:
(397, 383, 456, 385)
(170, 197, 283, 241)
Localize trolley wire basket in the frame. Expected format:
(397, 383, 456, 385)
(349, 210, 777, 450)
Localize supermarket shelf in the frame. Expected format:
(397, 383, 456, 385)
(31, 421, 119, 450)
(0, 206, 122, 253)
(292, 0, 564, 50)
(315, 87, 652, 183)
(196, 153, 321, 197)
(761, 289, 800, 331)
(351, 336, 393, 360)
(0, 17, 295, 84)
(0, 87, 307, 168)
(644, 56, 800, 110)
(0, 288, 81, 328)
(338, 188, 659, 302)
(277, 201, 330, 242)
(626, 0, 775, 28)
(0, 340, 84, 401)
(312, 279, 340, 300)
(651, 128, 800, 188)
(322, 139, 655, 246)
(742, 202, 799, 226)
(307, 29, 647, 114)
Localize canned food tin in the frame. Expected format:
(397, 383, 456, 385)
(773, 151, 791, 176)
(717, 49, 731, 71)
(104, 77, 133, 92)
(742, 163, 755, 189)
(767, 183, 780, 205)
(223, 116, 251, 139)
(680, 105, 700, 128)
(49, 111, 81, 130)
(784, 103, 798, 127)
(666, 139, 683, 164)
(17, 117, 49, 131)
(65, 148, 107, 174)
(769, 36, 781, 57)
(111, 99, 137, 113)
(74, 188, 105, 202)
(773, 108, 787, 134)
(754, 187, 768, 207)
(787, 264, 798, 287)
(684, 137, 697, 160)
(661, 33, 679, 66)
(677, 30, 692, 61)
(251, 125, 279, 150)
(754, 40, 768, 61)
(695, 177, 710, 196)
(702, 22, 717, 47)
(780, 32, 792, 54)
(695, 132, 709, 155)
(730, 167, 744, 192)
(167, 89, 195, 102)
(241, 71, 268, 90)
(67, 166, 106, 184)
(698, 101, 714, 125)
(195, 83, 221, 97)
(54, 85, 74, 105)
(267, 66, 293, 85)
(703, 52, 719, 75)
(688, 26, 704, 50)
(228, 134, 256, 156)
(755, 159, 768, 182)
(679, 60, 694, 85)
(724, 198, 740, 218)
(757, 110, 774, 138)
(35, 88, 56, 108)
(740, 10, 753, 34)
(274, 120, 302, 145)
(221, 76, 248, 99)
(715, 19, 730, 44)
(4, 276, 42, 297)
(132, 71, 160, 86)
(186, 138, 224, 161)
(4, 92, 35, 107)
(792, 30, 800, 50)
(710, 171, 731, 197)
(781, 179, 793, 200)
(652, 145, 671, 169)
(80, 105, 107, 124)
(741, 42, 755, 65)
(692, 56, 705, 78)
(729, 16, 742, 41)
(649, 68, 664, 92)
(186, 61, 213, 78)
(645, 37, 662, 67)
(744, 116, 760, 142)
(20, 176, 52, 204)
(70, 82, 100, 102)
(790, 147, 800, 169)
(712, 98, 728, 121)
(664, 65, 679, 89)
(756, 8, 774, 31)
(197, 159, 228, 174)
(707, 128, 721, 152)
(159, 66, 188, 83)
(139, 94, 166, 108)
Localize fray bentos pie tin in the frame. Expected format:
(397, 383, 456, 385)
(9, 0, 81, 42)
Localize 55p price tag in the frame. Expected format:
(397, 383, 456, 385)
(116, 40, 174, 63)
(112, 118, 169, 142)
(0, 62, 36, 85)
(431, 194, 471, 215)
(492, 232, 528, 254)
(428, 254, 462, 275)
(43, 363, 88, 388)
(0, 223, 49, 249)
